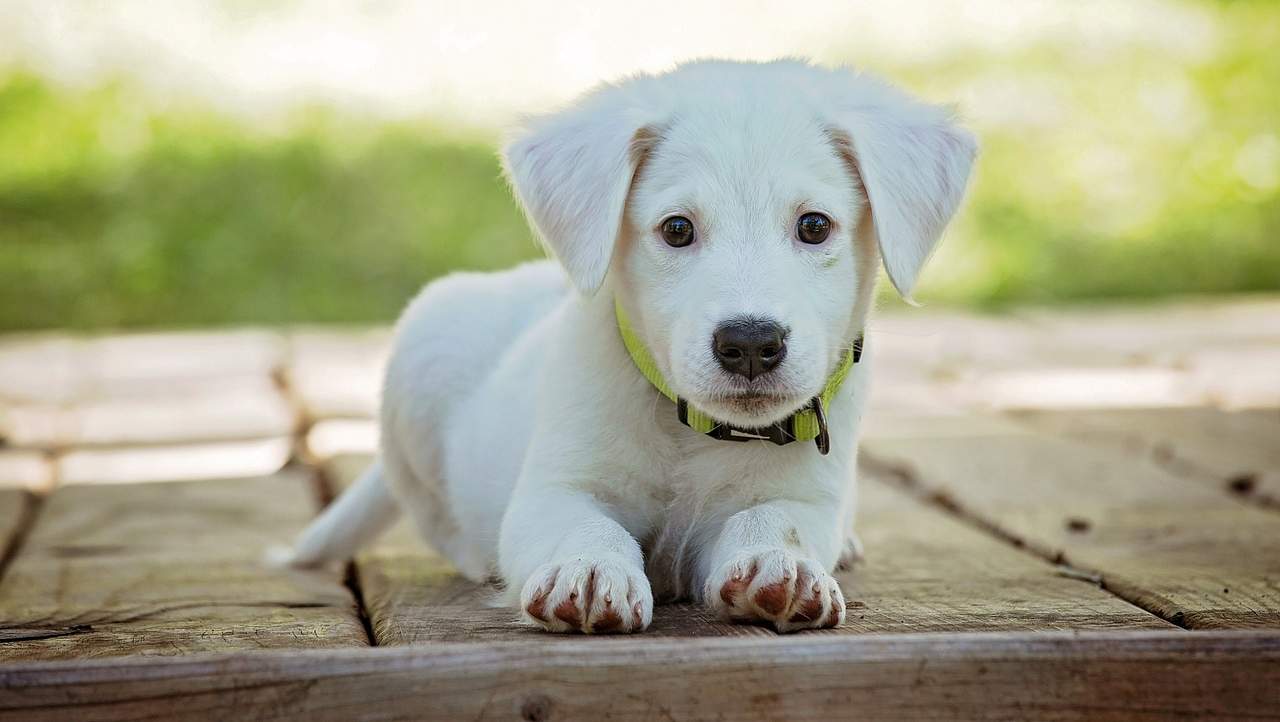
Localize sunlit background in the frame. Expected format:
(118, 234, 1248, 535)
(2, 0, 1277, 332)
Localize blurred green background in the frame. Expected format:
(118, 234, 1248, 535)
(1, 0, 1277, 332)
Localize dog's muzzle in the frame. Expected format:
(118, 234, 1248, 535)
(616, 299, 862, 455)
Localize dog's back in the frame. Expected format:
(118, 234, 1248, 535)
(282, 260, 568, 574)
(385, 259, 568, 424)
(380, 259, 569, 577)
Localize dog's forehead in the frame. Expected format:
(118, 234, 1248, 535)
(637, 106, 851, 214)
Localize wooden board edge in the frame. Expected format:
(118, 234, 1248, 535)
(1, 630, 1277, 721)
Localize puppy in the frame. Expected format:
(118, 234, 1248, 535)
(287, 59, 976, 633)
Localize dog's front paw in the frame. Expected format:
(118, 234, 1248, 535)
(706, 549, 845, 633)
(520, 557, 653, 634)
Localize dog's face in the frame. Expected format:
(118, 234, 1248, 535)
(505, 60, 976, 427)
(616, 111, 870, 427)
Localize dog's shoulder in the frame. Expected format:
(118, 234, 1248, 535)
(384, 260, 569, 412)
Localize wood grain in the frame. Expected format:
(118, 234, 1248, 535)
(1, 631, 1277, 721)
(847, 467, 1170, 632)
(326, 452, 1167, 641)
(864, 414, 1280, 629)
(1011, 407, 1280, 507)
(0, 471, 368, 660)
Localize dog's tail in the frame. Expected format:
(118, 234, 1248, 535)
(272, 458, 400, 569)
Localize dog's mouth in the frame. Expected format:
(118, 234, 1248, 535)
(672, 354, 821, 427)
(722, 389, 781, 402)
(721, 393, 791, 416)
(698, 385, 809, 425)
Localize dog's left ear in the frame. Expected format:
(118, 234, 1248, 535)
(503, 90, 659, 295)
(828, 82, 978, 299)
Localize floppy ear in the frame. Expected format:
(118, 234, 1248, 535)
(502, 90, 658, 295)
(829, 86, 977, 299)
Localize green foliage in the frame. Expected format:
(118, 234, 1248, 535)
(0, 76, 536, 330)
(1, 0, 1277, 330)
(898, 0, 1280, 305)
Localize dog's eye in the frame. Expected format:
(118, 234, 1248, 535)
(661, 216, 696, 247)
(797, 213, 832, 244)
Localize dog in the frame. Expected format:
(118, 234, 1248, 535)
(285, 59, 976, 633)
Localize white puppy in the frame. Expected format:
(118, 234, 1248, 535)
(287, 59, 976, 633)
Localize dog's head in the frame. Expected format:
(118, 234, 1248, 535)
(504, 60, 976, 428)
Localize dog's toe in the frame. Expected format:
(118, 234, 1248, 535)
(520, 557, 652, 634)
(708, 550, 844, 633)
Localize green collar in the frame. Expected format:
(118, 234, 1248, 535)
(615, 299, 862, 455)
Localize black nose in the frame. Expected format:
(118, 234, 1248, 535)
(712, 319, 788, 380)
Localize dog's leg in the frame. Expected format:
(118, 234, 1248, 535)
(501, 488, 653, 634)
(700, 500, 846, 633)
(277, 459, 401, 569)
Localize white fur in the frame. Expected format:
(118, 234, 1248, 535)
(285, 59, 976, 634)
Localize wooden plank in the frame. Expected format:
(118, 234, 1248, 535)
(327, 453, 1166, 640)
(0, 471, 368, 660)
(304, 418, 378, 461)
(863, 414, 1280, 629)
(847, 469, 1170, 632)
(962, 365, 1199, 411)
(861, 410, 1027, 442)
(83, 330, 286, 397)
(56, 437, 292, 486)
(1, 381, 296, 448)
(0, 450, 53, 492)
(1, 631, 1277, 721)
(1011, 407, 1280, 507)
(286, 328, 390, 420)
(0, 331, 285, 405)
(1014, 295, 1280, 365)
(1184, 346, 1280, 409)
(868, 308, 1048, 371)
(0, 335, 82, 405)
(862, 310, 1045, 415)
(871, 298, 1280, 413)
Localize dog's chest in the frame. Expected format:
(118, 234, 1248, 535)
(630, 436, 808, 599)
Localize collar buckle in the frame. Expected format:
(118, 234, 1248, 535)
(809, 396, 830, 455)
(707, 420, 796, 446)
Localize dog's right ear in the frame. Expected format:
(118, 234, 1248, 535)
(825, 73, 977, 301)
(502, 90, 659, 295)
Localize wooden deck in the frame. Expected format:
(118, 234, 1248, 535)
(1, 297, 1278, 720)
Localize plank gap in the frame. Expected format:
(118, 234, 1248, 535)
(859, 451, 1189, 630)
(0, 491, 44, 586)
(272, 358, 317, 468)
(310, 459, 377, 647)
(344, 562, 378, 648)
